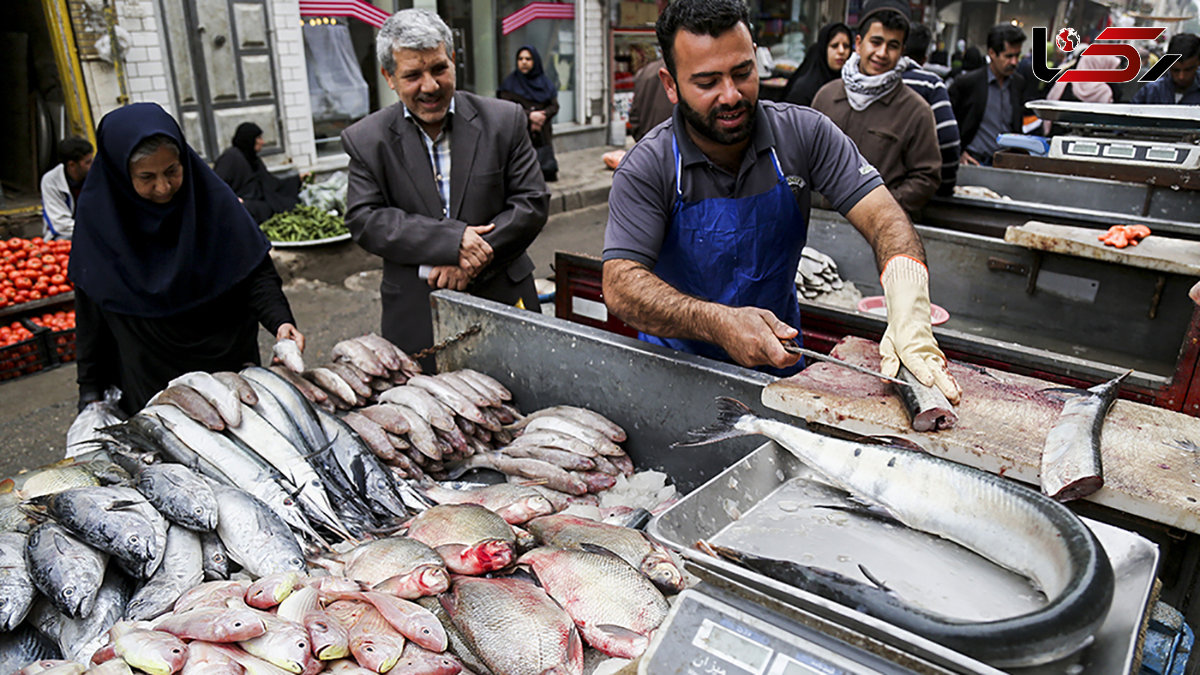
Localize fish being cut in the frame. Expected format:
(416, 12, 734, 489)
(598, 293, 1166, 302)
(894, 365, 957, 432)
(1040, 372, 1128, 502)
(680, 398, 1115, 667)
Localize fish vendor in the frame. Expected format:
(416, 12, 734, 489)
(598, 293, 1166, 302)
(68, 103, 304, 416)
(601, 0, 960, 403)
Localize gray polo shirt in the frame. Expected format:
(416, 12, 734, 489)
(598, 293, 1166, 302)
(604, 102, 884, 267)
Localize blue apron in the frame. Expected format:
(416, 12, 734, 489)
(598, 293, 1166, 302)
(641, 135, 808, 377)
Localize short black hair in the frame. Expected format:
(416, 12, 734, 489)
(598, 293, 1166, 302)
(1168, 32, 1200, 61)
(986, 24, 1026, 55)
(58, 137, 93, 164)
(656, 0, 751, 77)
(905, 24, 932, 61)
(858, 10, 909, 42)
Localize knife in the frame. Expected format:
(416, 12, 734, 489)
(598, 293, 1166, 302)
(779, 339, 911, 387)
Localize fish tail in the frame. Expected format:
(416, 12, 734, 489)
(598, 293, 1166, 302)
(672, 397, 754, 448)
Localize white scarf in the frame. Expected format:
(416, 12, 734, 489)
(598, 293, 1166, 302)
(840, 53, 906, 111)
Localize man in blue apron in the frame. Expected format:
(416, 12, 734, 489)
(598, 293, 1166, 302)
(602, 0, 960, 403)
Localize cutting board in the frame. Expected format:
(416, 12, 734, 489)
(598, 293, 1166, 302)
(1005, 221, 1200, 276)
(762, 336, 1200, 534)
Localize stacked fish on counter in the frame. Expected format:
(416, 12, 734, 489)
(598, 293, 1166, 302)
(0, 472, 683, 674)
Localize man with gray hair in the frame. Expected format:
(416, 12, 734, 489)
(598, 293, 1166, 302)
(342, 8, 548, 367)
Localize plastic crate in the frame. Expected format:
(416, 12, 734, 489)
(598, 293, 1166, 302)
(46, 328, 76, 364)
(0, 322, 52, 381)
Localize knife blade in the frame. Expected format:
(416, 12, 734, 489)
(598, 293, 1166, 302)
(779, 339, 911, 387)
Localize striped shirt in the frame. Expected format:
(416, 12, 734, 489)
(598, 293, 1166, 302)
(902, 60, 960, 195)
(403, 99, 456, 218)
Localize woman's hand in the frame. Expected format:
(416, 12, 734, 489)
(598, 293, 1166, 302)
(276, 323, 305, 352)
(529, 110, 547, 131)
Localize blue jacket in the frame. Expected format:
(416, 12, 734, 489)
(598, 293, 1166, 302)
(1131, 73, 1200, 104)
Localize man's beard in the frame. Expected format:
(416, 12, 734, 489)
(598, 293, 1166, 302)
(678, 96, 755, 146)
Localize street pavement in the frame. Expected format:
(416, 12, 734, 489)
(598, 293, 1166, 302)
(0, 144, 622, 477)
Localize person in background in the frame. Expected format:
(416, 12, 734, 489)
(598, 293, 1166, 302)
(603, 0, 960, 401)
(342, 9, 546, 371)
(948, 46, 984, 86)
(499, 46, 560, 182)
(812, 0, 941, 216)
(40, 137, 94, 241)
(1131, 33, 1200, 104)
(213, 122, 302, 223)
(629, 57, 674, 141)
(1043, 53, 1120, 134)
(782, 21, 853, 107)
(901, 23, 961, 196)
(69, 103, 303, 416)
(950, 25, 1027, 166)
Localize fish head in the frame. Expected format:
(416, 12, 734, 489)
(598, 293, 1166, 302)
(415, 566, 450, 596)
(394, 647, 463, 675)
(640, 553, 685, 594)
(209, 610, 269, 642)
(495, 496, 555, 525)
(467, 539, 514, 573)
(115, 630, 187, 675)
(56, 581, 91, 619)
(304, 612, 350, 661)
(0, 588, 31, 630)
(349, 636, 401, 673)
(247, 572, 303, 609)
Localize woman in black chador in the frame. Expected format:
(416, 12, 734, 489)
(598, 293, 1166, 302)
(213, 122, 301, 223)
(498, 46, 560, 182)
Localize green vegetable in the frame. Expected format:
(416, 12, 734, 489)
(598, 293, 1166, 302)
(260, 205, 348, 243)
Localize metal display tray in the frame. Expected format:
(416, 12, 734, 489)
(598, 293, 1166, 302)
(647, 441, 1161, 674)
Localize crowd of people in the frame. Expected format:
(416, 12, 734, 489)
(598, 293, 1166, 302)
(28, 0, 1199, 416)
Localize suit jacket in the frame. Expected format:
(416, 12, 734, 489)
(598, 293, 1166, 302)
(629, 59, 674, 141)
(948, 66, 1026, 150)
(341, 91, 549, 360)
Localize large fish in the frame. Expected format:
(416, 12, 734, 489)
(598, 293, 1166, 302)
(440, 576, 582, 675)
(347, 606, 406, 674)
(519, 546, 668, 658)
(200, 532, 235, 581)
(169, 372, 243, 428)
(337, 537, 449, 598)
(238, 613, 314, 674)
(136, 464, 219, 532)
(240, 368, 328, 456)
(212, 486, 305, 578)
(0, 532, 35, 630)
(391, 641, 463, 675)
(1040, 372, 1129, 501)
(524, 515, 683, 594)
(315, 410, 410, 520)
(156, 606, 268, 642)
(405, 505, 516, 575)
(33, 486, 162, 565)
(55, 571, 133, 664)
(111, 623, 189, 675)
(412, 598, 489, 675)
(25, 522, 108, 618)
(125, 525, 204, 621)
(681, 397, 1115, 667)
(178, 641, 243, 675)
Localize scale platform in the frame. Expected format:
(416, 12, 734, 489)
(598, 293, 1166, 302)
(645, 441, 1161, 674)
(1028, 100, 1200, 170)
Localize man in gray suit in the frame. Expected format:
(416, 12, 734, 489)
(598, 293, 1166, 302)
(342, 9, 548, 366)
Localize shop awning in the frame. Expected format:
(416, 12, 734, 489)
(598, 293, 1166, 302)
(501, 2, 575, 35)
(298, 1, 390, 28)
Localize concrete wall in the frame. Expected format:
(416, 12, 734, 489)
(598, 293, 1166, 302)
(267, 0, 318, 168)
(83, 0, 176, 124)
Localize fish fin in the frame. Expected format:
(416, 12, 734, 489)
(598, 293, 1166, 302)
(105, 500, 145, 511)
(813, 502, 902, 527)
(0, 479, 12, 494)
(578, 543, 624, 559)
(672, 397, 754, 448)
(866, 435, 927, 453)
(393, 481, 434, 512)
(1040, 386, 1089, 396)
(580, 624, 648, 659)
(857, 564, 890, 592)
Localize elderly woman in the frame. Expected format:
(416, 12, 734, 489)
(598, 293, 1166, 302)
(213, 122, 301, 223)
(498, 46, 559, 182)
(69, 103, 304, 415)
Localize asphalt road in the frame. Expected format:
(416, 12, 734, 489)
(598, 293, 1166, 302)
(0, 203, 609, 477)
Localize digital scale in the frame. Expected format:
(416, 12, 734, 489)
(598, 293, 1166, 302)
(643, 442, 1162, 675)
(1028, 101, 1200, 170)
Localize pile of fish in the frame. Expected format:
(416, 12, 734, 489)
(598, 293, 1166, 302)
(0, 475, 684, 675)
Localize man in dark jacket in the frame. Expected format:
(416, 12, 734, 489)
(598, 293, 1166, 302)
(902, 23, 960, 196)
(949, 24, 1027, 166)
(1132, 33, 1200, 104)
(629, 57, 674, 140)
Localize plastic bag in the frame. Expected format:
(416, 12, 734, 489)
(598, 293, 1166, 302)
(303, 23, 369, 123)
(65, 388, 124, 458)
(299, 171, 349, 216)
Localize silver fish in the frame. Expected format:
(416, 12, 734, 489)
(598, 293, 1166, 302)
(170, 372, 243, 427)
(125, 525, 204, 621)
(405, 376, 491, 429)
(55, 571, 133, 664)
(376, 389, 457, 433)
(240, 367, 328, 456)
(212, 485, 306, 578)
(332, 339, 387, 378)
(200, 531, 235, 581)
(35, 486, 161, 565)
(212, 371, 259, 406)
(25, 522, 108, 619)
(272, 339, 306, 374)
(0, 626, 62, 675)
(682, 397, 1115, 667)
(0, 532, 35, 630)
(150, 386, 224, 431)
(136, 464, 219, 532)
(1040, 372, 1129, 502)
(893, 364, 957, 431)
(516, 406, 625, 442)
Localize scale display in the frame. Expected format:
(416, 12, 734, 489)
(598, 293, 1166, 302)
(641, 589, 902, 675)
(1049, 137, 1200, 169)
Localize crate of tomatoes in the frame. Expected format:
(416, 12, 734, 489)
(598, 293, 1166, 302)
(0, 237, 73, 310)
(26, 309, 76, 364)
(0, 320, 52, 381)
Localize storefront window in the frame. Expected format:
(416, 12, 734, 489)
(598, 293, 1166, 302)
(497, 0, 577, 122)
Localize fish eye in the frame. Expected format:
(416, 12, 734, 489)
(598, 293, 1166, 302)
(298, 642, 306, 649)
(233, 622, 242, 627)
(172, 649, 181, 654)
(63, 588, 74, 596)
(194, 507, 204, 515)
(128, 535, 139, 543)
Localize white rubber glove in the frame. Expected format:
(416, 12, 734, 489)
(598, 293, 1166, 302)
(879, 255, 962, 404)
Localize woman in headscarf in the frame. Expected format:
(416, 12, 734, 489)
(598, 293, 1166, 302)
(783, 22, 852, 107)
(213, 122, 301, 223)
(69, 103, 304, 415)
(498, 46, 560, 182)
